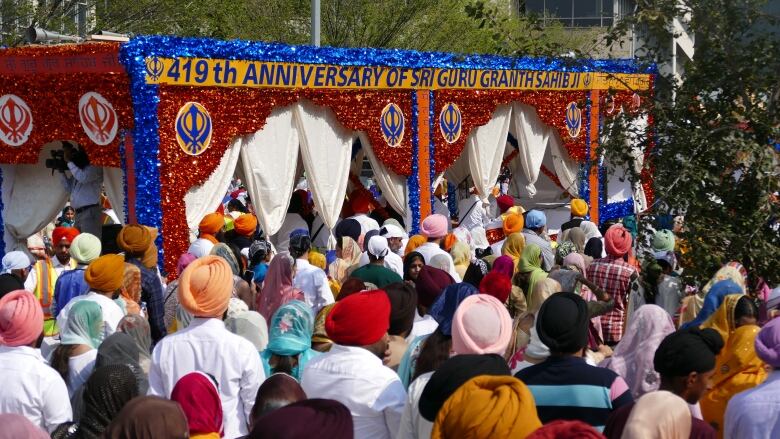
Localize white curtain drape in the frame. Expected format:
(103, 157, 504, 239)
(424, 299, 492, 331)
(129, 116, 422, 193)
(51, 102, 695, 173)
(359, 132, 407, 218)
(466, 105, 512, 201)
(628, 115, 649, 212)
(240, 105, 301, 237)
(444, 149, 471, 190)
(294, 100, 353, 233)
(2, 143, 69, 251)
(547, 129, 580, 197)
(103, 166, 125, 224)
(184, 136, 241, 240)
(511, 103, 550, 198)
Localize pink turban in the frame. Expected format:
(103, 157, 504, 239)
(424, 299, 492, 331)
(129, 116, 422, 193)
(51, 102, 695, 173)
(0, 290, 43, 347)
(604, 224, 633, 257)
(452, 294, 512, 355)
(755, 316, 780, 367)
(421, 214, 448, 239)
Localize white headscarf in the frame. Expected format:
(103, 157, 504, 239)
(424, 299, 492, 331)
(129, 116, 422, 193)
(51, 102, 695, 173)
(188, 238, 214, 258)
(1, 251, 30, 274)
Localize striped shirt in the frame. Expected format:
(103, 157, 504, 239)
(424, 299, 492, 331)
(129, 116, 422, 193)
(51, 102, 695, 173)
(515, 356, 633, 431)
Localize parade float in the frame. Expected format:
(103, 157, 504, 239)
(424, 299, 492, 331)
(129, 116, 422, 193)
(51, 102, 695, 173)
(0, 36, 655, 275)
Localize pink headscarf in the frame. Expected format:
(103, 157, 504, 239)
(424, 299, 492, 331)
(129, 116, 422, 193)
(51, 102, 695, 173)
(562, 253, 587, 277)
(421, 214, 448, 239)
(604, 224, 632, 257)
(0, 290, 43, 347)
(755, 316, 780, 367)
(599, 305, 676, 399)
(257, 254, 303, 321)
(452, 294, 512, 355)
(177, 252, 198, 277)
(0, 414, 48, 439)
(491, 256, 515, 278)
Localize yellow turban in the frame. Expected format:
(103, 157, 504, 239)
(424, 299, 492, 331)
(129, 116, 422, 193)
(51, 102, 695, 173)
(308, 251, 327, 270)
(178, 255, 233, 318)
(432, 376, 541, 439)
(85, 254, 126, 292)
(571, 198, 588, 217)
(117, 224, 152, 255)
(502, 213, 524, 237)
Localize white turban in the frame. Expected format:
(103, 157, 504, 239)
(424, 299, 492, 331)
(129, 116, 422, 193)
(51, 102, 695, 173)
(2, 251, 31, 274)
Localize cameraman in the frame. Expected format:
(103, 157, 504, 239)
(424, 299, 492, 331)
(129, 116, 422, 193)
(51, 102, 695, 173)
(59, 142, 103, 238)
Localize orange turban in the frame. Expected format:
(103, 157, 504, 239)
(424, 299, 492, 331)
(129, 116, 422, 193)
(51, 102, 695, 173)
(198, 213, 224, 244)
(432, 375, 541, 439)
(139, 227, 158, 270)
(502, 213, 524, 236)
(404, 235, 427, 255)
(85, 254, 126, 292)
(233, 214, 257, 237)
(117, 224, 152, 255)
(442, 233, 458, 252)
(178, 255, 233, 318)
(52, 226, 80, 245)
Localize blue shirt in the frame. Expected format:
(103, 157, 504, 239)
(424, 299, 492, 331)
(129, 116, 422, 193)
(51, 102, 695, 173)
(127, 258, 167, 343)
(53, 267, 89, 318)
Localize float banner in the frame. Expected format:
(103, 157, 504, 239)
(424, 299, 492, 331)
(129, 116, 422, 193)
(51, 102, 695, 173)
(145, 57, 651, 91)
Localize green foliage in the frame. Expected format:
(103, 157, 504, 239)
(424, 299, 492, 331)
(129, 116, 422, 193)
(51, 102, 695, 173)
(600, 0, 780, 286)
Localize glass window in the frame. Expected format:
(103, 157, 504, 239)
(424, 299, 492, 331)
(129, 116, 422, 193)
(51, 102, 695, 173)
(574, 0, 599, 17)
(524, 0, 546, 14)
(543, 0, 573, 18)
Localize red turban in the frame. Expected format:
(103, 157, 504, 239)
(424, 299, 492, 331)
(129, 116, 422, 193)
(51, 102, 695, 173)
(413, 266, 455, 308)
(526, 420, 603, 439)
(350, 190, 373, 214)
(479, 272, 512, 303)
(0, 290, 43, 347)
(604, 224, 633, 257)
(52, 226, 79, 245)
(233, 214, 257, 237)
(496, 195, 514, 214)
(326, 289, 390, 346)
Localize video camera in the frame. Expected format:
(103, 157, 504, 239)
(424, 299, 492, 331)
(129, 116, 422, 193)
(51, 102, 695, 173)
(45, 141, 88, 173)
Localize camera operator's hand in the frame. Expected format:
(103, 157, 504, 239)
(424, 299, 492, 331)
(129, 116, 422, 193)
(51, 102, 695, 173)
(63, 146, 74, 163)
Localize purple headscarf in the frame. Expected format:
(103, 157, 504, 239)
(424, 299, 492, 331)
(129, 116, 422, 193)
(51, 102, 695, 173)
(491, 256, 515, 278)
(755, 316, 780, 367)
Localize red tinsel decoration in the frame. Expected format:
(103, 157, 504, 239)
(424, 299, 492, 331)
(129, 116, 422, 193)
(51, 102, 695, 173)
(432, 89, 589, 173)
(0, 43, 131, 167)
(156, 86, 413, 275)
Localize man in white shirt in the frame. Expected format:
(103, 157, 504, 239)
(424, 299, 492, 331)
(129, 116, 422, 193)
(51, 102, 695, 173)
(59, 143, 103, 238)
(381, 223, 407, 258)
(56, 254, 126, 339)
(310, 212, 332, 250)
(289, 229, 335, 315)
(457, 192, 489, 231)
(0, 290, 72, 432)
(273, 190, 311, 254)
(149, 255, 264, 439)
(415, 214, 461, 281)
(347, 190, 380, 235)
(302, 289, 406, 439)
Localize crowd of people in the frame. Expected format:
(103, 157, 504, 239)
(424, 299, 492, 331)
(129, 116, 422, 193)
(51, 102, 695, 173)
(0, 184, 779, 439)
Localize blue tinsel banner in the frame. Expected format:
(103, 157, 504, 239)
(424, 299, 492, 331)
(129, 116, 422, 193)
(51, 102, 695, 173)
(122, 35, 655, 74)
(601, 199, 635, 222)
(581, 93, 592, 220)
(428, 90, 436, 214)
(408, 91, 421, 235)
(118, 130, 129, 224)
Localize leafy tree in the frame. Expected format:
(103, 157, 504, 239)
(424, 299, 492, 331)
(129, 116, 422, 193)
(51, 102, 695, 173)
(598, 0, 780, 286)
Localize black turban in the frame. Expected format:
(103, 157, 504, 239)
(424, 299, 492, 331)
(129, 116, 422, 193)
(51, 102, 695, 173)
(654, 327, 724, 377)
(383, 282, 418, 336)
(0, 273, 24, 298)
(536, 292, 588, 354)
(419, 354, 510, 422)
(334, 218, 361, 243)
(248, 398, 353, 439)
(584, 237, 603, 260)
(102, 224, 124, 255)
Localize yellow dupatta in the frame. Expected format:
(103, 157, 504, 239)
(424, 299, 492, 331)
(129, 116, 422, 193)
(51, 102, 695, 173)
(699, 295, 766, 437)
